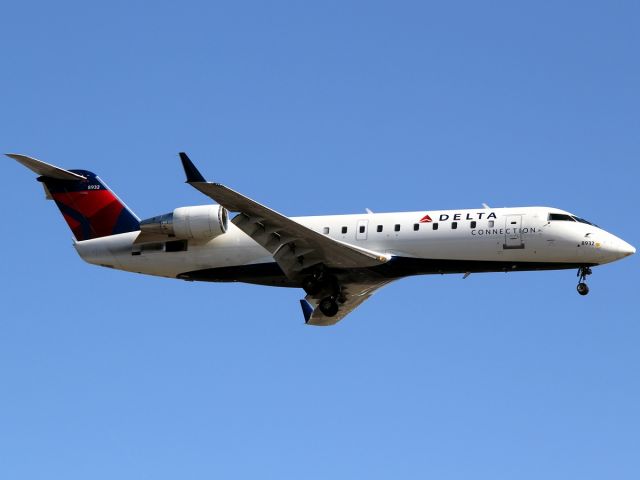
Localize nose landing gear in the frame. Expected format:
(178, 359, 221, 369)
(576, 266, 592, 296)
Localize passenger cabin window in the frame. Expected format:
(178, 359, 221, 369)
(394, 224, 400, 232)
(377, 225, 383, 233)
(470, 221, 476, 228)
(488, 220, 494, 228)
(433, 223, 439, 230)
(413, 223, 420, 231)
(359, 225, 365, 234)
(323, 227, 330, 234)
(342, 226, 348, 234)
(548, 213, 575, 222)
(451, 222, 458, 230)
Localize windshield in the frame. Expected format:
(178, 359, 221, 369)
(572, 216, 598, 227)
(548, 213, 575, 221)
(548, 212, 598, 227)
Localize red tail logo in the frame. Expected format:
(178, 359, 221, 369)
(419, 214, 432, 223)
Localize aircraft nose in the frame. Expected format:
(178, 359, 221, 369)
(619, 239, 635, 257)
(607, 235, 635, 260)
(599, 234, 635, 263)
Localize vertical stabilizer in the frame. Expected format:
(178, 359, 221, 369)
(8, 154, 140, 241)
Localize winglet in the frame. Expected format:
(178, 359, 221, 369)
(179, 152, 206, 183)
(299, 299, 314, 324)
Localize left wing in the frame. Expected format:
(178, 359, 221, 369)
(179, 152, 390, 278)
(178, 152, 393, 326)
(300, 279, 393, 326)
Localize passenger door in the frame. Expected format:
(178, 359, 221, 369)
(503, 215, 524, 249)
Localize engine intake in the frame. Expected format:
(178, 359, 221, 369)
(139, 204, 229, 240)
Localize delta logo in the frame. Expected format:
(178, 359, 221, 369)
(418, 211, 498, 222)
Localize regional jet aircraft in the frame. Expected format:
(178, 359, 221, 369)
(9, 153, 635, 325)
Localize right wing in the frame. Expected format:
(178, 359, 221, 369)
(300, 279, 393, 326)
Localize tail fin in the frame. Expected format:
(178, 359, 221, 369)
(8, 153, 140, 241)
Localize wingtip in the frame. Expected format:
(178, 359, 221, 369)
(299, 299, 314, 324)
(179, 152, 206, 183)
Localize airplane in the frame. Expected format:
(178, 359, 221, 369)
(8, 152, 635, 326)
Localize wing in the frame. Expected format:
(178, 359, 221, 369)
(179, 152, 390, 279)
(300, 279, 393, 326)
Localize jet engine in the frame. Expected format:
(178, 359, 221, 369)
(139, 205, 229, 240)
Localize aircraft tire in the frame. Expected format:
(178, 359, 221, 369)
(319, 297, 339, 317)
(303, 277, 322, 295)
(577, 282, 589, 296)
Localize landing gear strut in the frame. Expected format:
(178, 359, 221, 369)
(576, 266, 592, 296)
(303, 269, 344, 317)
(302, 268, 337, 296)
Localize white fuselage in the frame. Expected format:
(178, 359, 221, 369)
(73, 205, 634, 286)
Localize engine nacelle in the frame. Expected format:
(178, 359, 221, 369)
(139, 204, 229, 240)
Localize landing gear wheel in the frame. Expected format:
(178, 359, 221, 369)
(302, 276, 322, 295)
(302, 269, 337, 296)
(576, 266, 593, 296)
(319, 297, 339, 317)
(577, 282, 589, 296)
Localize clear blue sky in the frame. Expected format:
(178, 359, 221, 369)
(1, 1, 639, 478)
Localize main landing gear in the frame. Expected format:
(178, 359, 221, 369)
(576, 266, 592, 296)
(319, 297, 340, 317)
(303, 270, 344, 318)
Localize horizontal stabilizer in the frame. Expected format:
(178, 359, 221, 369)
(6, 153, 86, 181)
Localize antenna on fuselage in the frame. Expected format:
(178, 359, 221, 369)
(482, 203, 491, 209)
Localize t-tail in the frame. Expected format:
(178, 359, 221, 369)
(7, 154, 140, 241)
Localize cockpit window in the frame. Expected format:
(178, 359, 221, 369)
(571, 216, 596, 226)
(548, 213, 575, 221)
